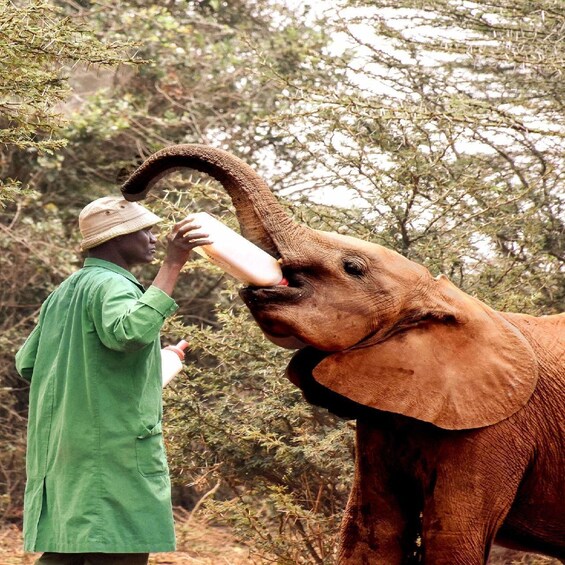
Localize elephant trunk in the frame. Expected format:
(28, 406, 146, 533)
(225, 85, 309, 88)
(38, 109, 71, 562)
(121, 144, 302, 257)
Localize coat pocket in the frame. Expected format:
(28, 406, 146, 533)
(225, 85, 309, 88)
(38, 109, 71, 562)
(135, 422, 168, 477)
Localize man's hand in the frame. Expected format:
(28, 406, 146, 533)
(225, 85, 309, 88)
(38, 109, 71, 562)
(152, 218, 212, 296)
(163, 217, 212, 267)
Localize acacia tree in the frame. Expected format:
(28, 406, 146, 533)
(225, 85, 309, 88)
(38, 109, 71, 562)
(0, 0, 134, 200)
(261, 0, 564, 314)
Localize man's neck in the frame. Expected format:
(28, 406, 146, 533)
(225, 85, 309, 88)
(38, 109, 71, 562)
(87, 248, 131, 271)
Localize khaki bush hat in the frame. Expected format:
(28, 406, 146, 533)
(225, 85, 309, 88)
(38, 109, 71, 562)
(79, 196, 161, 251)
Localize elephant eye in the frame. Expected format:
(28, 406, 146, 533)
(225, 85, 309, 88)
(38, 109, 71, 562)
(342, 257, 366, 277)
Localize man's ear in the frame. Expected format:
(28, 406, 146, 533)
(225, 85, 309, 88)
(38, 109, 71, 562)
(311, 296, 538, 430)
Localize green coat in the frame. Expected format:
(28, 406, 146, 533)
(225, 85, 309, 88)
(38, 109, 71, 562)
(15, 258, 178, 553)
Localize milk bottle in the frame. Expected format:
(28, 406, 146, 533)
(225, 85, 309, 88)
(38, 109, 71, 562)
(189, 212, 287, 287)
(160, 340, 190, 387)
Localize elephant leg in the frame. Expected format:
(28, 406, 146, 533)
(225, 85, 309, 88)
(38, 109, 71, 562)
(339, 480, 420, 565)
(419, 451, 522, 565)
(420, 503, 502, 565)
(338, 425, 421, 565)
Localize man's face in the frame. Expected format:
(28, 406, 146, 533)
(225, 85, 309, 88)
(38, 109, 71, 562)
(113, 227, 158, 267)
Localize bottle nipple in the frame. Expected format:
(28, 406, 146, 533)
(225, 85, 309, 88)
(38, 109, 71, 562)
(165, 339, 190, 361)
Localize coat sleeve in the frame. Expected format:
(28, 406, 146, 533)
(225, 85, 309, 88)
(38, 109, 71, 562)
(15, 324, 41, 382)
(89, 279, 178, 352)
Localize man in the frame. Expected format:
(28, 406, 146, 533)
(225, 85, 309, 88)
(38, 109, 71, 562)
(15, 196, 210, 565)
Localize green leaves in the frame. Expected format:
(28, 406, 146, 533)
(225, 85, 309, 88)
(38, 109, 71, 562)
(0, 0, 136, 153)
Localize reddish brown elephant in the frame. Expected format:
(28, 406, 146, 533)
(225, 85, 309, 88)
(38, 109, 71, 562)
(122, 144, 565, 564)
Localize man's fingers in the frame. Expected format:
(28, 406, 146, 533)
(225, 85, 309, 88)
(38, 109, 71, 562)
(180, 237, 213, 248)
(171, 219, 198, 234)
(181, 229, 207, 239)
(170, 221, 209, 239)
(166, 218, 214, 255)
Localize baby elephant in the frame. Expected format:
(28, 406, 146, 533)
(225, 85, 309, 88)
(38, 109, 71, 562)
(122, 143, 565, 564)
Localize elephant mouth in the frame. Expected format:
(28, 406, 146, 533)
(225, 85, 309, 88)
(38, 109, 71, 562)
(239, 272, 312, 308)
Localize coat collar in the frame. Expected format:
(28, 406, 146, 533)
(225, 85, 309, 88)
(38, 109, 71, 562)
(83, 257, 144, 291)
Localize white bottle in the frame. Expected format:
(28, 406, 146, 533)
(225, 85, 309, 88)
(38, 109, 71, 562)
(188, 212, 287, 287)
(160, 340, 190, 388)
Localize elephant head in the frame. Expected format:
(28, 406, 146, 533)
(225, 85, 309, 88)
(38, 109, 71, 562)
(122, 144, 538, 431)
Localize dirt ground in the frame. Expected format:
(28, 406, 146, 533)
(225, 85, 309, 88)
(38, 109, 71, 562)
(0, 510, 255, 565)
(1, 514, 559, 565)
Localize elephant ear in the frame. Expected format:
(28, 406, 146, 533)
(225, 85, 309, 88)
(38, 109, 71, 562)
(311, 300, 538, 430)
